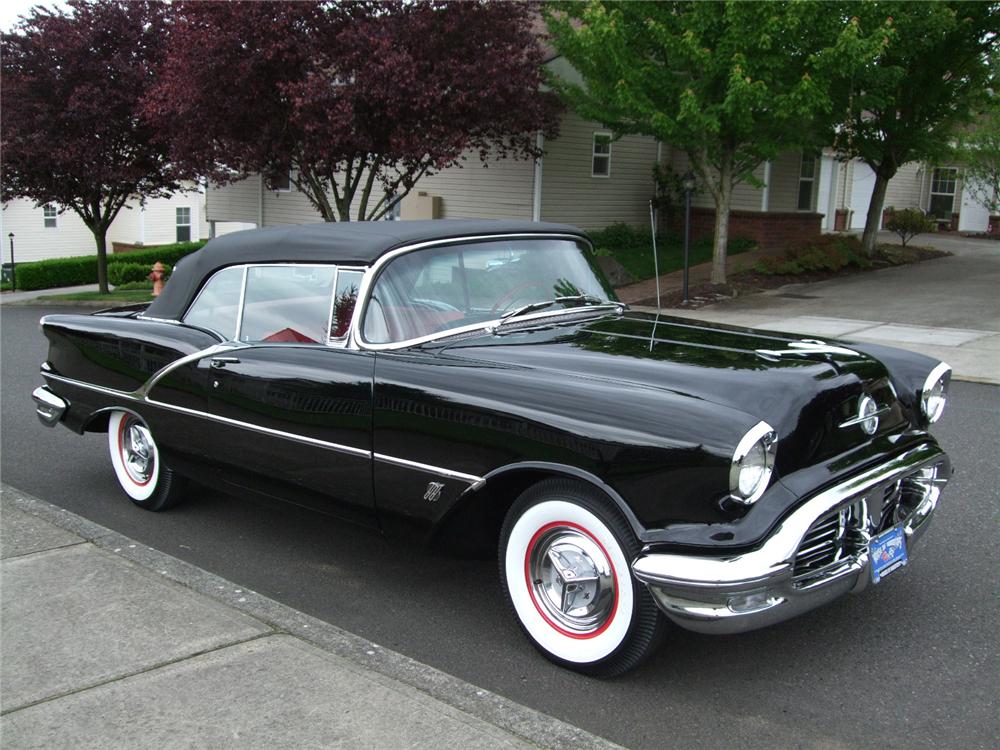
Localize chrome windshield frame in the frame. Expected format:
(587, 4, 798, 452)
(348, 232, 614, 352)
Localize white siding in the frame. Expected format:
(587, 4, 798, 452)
(206, 175, 263, 225)
(409, 155, 534, 220)
(206, 153, 535, 227)
(0, 185, 206, 263)
(0, 200, 98, 262)
(768, 150, 806, 212)
(884, 162, 924, 211)
(541, 112, 659, 229)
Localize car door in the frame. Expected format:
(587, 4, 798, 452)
(190, 264, 377, 526)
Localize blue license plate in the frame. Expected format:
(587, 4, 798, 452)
(870, 525, 908, 584)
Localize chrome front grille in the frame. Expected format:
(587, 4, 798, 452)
(792, 501, 866, 580)
(878, 480, 903, 532)
(791, 465, 942, 586)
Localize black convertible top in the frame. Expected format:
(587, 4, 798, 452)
(144, 219, 586, 320)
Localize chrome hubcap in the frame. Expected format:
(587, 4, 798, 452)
(122, 420, 154, 483)
(529, 528, 615, 634)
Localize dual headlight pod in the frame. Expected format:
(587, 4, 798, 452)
(729, 421, 777, 506)
(921, 363, 951, 424)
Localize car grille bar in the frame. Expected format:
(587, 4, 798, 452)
(790, 464, 941, 587)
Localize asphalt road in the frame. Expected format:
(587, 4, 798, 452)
(3, 304, 998, 750)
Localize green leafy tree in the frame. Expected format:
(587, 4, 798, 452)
(545, 2, 848, 285)
(829, 2, 999, 254)
(955, 96, 1000, 216)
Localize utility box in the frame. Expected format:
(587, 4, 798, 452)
(400, 191, 442, 220)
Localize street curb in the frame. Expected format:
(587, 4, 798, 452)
(1, 483, 622, 750)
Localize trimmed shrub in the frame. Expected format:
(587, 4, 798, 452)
(755, 235, 871, 275)
(13, 241, 204, 291)
(108, 262, 172, 287)
(885, 209, 935, 246)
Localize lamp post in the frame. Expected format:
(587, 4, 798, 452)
(681, 171, 696, 304)
(7, 233, 14, 291)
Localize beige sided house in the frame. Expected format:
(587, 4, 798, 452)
(205, 55, 993, 247)
(1, 184, 218, 266)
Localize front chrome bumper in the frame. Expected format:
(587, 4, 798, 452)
(32, 386, 68, 426)
(632, 443, 950, 635)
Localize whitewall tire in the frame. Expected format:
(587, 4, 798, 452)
(500, 479, 664, 677)
(107, 410, 185, 511)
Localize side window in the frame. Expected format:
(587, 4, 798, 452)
(183, 266, 244, 339)
(43, 204, 58, 228)
(592, 132, 612, 177)
(176, 207, 192, 242)
(239, 265, 337, 344)
(330, 269, 363, 340)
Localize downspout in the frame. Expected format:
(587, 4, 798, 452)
(826, 158, 840, 231)
(258, 174, 264, 228)
(532, 132, 544, 222)
(139, 202, 146, 245)
(760, 161, 771, 212)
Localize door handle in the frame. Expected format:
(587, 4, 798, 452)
(209, 356, 241, 369)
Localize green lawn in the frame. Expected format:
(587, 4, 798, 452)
(589, 223, 756, 282)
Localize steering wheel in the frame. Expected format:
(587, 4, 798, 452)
(490, 281, 551, 315)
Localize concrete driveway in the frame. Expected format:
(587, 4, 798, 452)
(660, 232, 1000, 384)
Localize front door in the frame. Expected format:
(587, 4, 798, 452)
(203, 344, 376, 526)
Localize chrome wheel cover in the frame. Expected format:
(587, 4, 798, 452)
(121, 418, 154, 484)
(528, 527, 616, 634)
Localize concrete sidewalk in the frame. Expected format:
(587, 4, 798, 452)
(628, 232, 1000, 385)
(0, 485, 619, 750)
(0, 284, 99, 305)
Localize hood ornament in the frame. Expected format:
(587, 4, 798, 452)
(756, 339, 861, 361)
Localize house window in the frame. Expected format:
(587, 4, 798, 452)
(43, 204, 57, 228)
(928, 168, 957, 219)
(592, 132, 612, 177)
(266, 169, 291, 192)
(797, 154, 817, 211)
(176, 207, 191, 242)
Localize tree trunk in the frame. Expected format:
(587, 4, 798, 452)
(710, 156, 734, 285)
(93, 228, 110, 294)
(861, 168, 892, 257)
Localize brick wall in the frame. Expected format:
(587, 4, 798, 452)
(664, 207, 823, 250)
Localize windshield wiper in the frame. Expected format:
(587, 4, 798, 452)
(555, 294, 627, 311)
(489, 296, 626, 334)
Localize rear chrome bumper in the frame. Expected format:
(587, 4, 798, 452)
(632, 443, 950, 635)
(32, 386, 68, 426)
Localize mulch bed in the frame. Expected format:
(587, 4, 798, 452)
(628, 244, 950, 309)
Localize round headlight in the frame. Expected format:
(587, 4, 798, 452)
(729, 421, 777, 505)
(920, 363, 951, 424)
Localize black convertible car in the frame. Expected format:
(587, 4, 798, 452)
(32, 220, 952, 676)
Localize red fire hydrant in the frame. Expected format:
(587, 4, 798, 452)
(148, 261, 166, 297)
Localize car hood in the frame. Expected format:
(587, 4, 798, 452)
(431, 311, 907, 471)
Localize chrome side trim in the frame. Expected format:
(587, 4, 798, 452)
(349, 232, 595, 352)
(144, 397, 372, 459)
(139, 343, 242, 397)
(373, 452, 482, 484)
(43, 370, 481, 479)
(43, 372, 139, 400)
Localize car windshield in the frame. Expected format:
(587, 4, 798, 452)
(362, 238, 617, 344)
